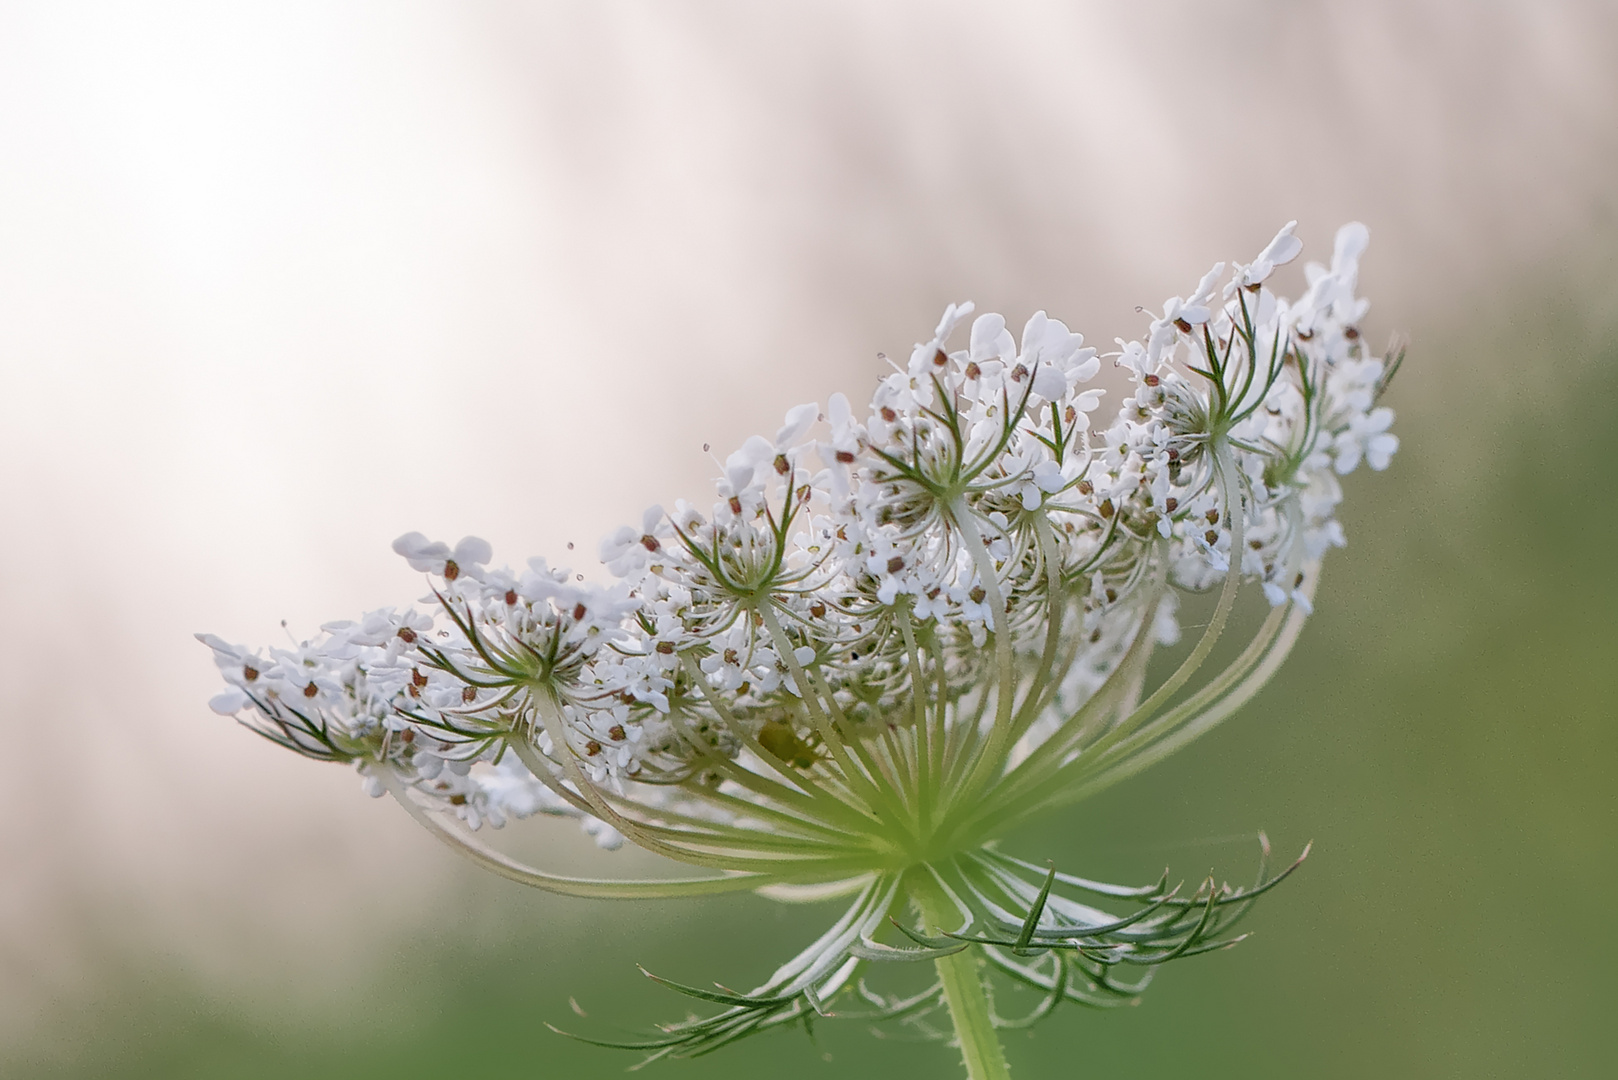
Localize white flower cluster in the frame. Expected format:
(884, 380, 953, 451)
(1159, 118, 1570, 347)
(202, 222, 1395, 873)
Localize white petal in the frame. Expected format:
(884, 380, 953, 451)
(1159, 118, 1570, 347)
(1367, 434, 1399, 470)
(776, 403, 819, 447)
(969, 312, 1013, 362)
(731, 435, 775, 471)
(1190, 262, 1226, 304)
(209, 688, 249, 715)
(1031, 362, 1066, 400)
(1258, 221, 1303, 267)
(935, 300, 973, 341)
(1333, 222, 1370, 269)
(392, 532, 446, 562)
(1019, 311, 1050, 360)
(454, 536, 492, 565)
(724, 460, 754, 492)
(1032, 461, 1066, 492)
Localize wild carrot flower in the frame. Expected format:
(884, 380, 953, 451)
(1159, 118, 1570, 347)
(202, 222, 1398, 1078)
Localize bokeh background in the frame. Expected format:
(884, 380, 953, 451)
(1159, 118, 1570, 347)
(2, 2, 1614, 1077)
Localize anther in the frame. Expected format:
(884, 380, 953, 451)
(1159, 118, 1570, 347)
(640, 535, 660, 552)
(1205, 529, 1219, 545)
(836, 449, 855, 463)
(879, 406, 898, 423)
(886, 556, 905, 573)
(1164, 497, 1178, 513)
(1144, 374, 1160, 386)
(655, 640, 675, 655)
(608, 725, 626, 741)
(969, 586, 986, 604)
(809, 602, 826, 618)
(773, 453, 790, 475)
(584, 740, 601, 757)
(1099, 498, 1115, 518)
(302, 682, 318, 698)
(462, 686, 476, 703)
(932, 348, 948, 367)
(572, 603, 588, 621)
(1206, 508, 1220, 524)
(396, 627, 416, 644)
(505, 589, 518, 605)
(964, 361, 981, 380)
(1173, 318, 1192, 334)
(412, 669, 428, 688)
(442, 560, 460, 581)
(243, 665, 259, 681)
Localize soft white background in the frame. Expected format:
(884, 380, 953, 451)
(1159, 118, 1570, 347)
(1, 0, 1613, 1045)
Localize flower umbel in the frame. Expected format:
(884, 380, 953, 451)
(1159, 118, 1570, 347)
(202, 223, 1397, 1078)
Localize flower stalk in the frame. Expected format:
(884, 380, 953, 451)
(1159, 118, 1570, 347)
(199, 221, 1398, 1074)
(913, 869, 1014, 1080)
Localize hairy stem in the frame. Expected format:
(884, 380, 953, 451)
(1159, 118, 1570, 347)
(913, 871, 1013, 1080)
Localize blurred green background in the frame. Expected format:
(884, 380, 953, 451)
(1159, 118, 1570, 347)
(2, 3, 1615, 1078)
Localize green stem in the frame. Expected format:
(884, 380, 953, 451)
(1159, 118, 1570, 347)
(913, 871, 1012, 1080)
